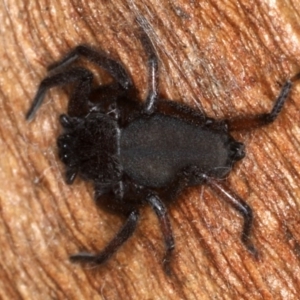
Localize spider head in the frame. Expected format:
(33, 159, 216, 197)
(56, 115, 83, 184)
(57, 113, 120, 185)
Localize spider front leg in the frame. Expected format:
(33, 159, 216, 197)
(228, 73, 300, 131)
(26, 67, 93, 120)
(48, 45, 133, 90)
(70, 210, 139, 265)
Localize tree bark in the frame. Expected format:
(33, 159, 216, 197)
(1, 0, 300, 299)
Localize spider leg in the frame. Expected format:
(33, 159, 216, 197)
(89, 82, 129, 103)
(26, 67, 93, 120)
(156, 99, 206, 126)
(48, 45, 133, 90)
(228, 73, 300, 131)
(137, 18, 159, 114)
(206, 178, 258, 258)
(70, 210, 139, 265)
(146, 192, 175, 275)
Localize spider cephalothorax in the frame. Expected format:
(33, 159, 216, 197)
(57, 113, 121, 186)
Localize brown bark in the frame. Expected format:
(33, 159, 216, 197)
(1, 0, 300, 299)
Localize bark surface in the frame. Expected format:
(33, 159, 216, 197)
(1, 1, 300, 299)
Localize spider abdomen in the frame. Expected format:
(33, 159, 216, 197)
(120, 114, 240, 188)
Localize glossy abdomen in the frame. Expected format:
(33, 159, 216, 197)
(120, 114, 233, 187)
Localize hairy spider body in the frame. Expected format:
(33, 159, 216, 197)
(58, 113, 120, 185)
(26, 19, 300, 274)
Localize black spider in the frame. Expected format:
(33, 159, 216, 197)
(26, 19, 300, 274)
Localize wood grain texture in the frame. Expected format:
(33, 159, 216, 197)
(1, 0, 300, 299)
